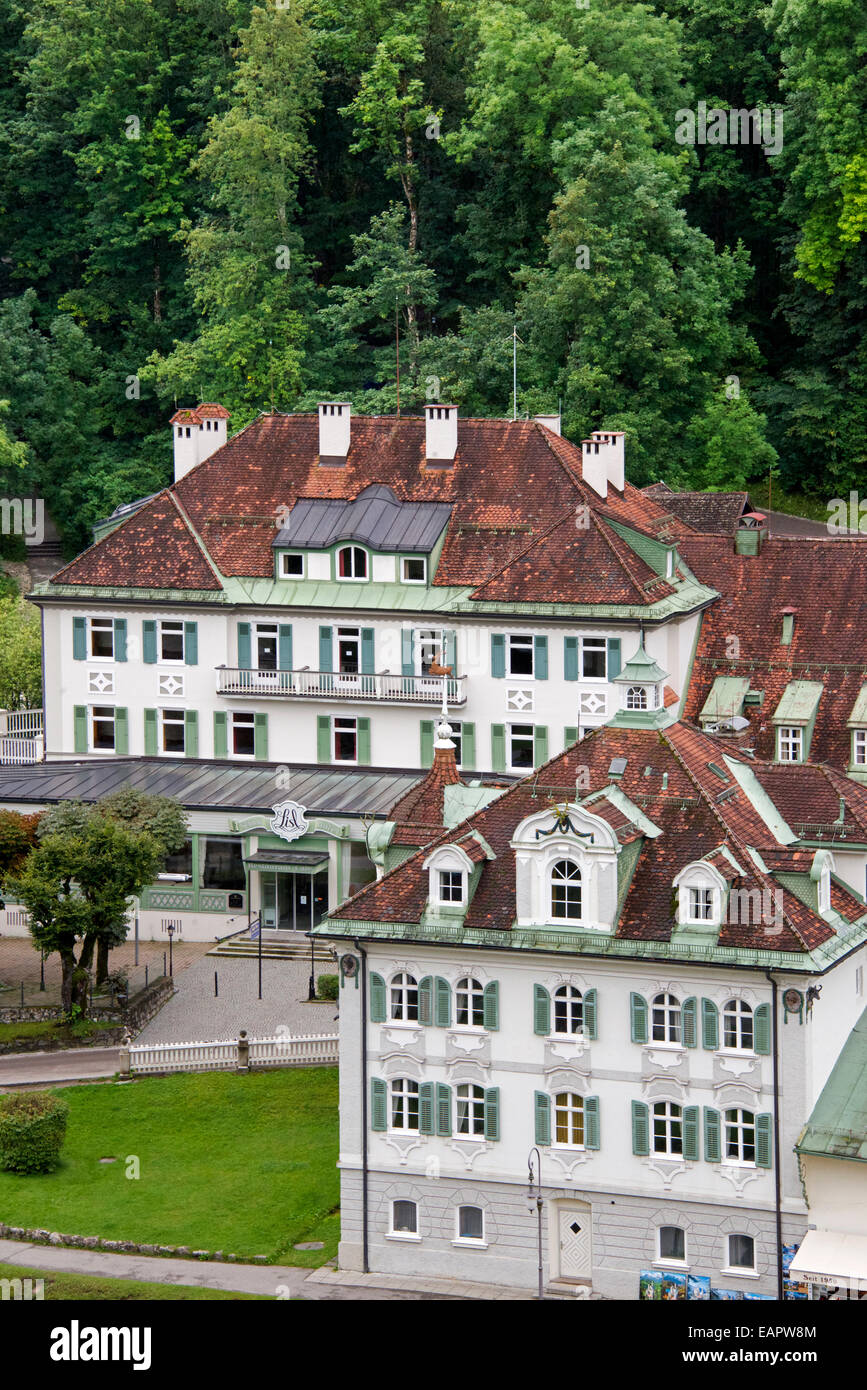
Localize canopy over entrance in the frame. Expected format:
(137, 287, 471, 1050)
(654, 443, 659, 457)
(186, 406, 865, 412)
(788, 1230, 867, 1291)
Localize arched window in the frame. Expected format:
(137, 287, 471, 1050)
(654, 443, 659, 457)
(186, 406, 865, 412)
(724, 1108, 756, 1164)
(626, 686, 647, 710)
(390, 973, 418, 1022)
(658, 1226, 686, 1263)
(652, 1101, 683, 1156)
(391, 1199, 418, 1235)
(456, 977, 484, 1026)
(457, 1205, 484, 1242)
(551, 860, 582, 920)
(337, 545, 367, 579)
(390, 1078, 420, 1131)
(723, 999, 753, 1050)
(727, 1233, 755, 1270)
(456, 1084, 486, 1136)
(553, 985, 584, 1035)
(651, 992, 682, 1043)
(554, 1092, 585, 1147)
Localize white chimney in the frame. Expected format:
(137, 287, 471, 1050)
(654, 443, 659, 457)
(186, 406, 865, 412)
(171, 403, 230, 483)
(318, 402, 351, 463)
(591, 430, 625, 492)
(533, 414, 561, 436)
(581, 438, 608, 499)
(425, 403, 458, 462)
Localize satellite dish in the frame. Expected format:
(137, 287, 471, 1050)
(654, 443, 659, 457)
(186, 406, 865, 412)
(729, 715, 750, 731)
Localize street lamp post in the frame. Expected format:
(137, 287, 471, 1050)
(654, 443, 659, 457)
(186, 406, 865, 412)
(166, 923, 175, 978)
(308, 932, 316, 1001)
(526, 1146, 544, 1300)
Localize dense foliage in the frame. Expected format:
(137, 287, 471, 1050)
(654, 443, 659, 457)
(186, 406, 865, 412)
(0, 0, 861, 550)
(0, 1091, 69, 1174)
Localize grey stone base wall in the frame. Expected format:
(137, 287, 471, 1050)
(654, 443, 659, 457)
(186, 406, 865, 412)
(339, 1167, 807, 1298)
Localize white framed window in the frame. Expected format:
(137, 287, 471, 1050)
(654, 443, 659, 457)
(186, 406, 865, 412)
(626, 686, 648, 710)
(456, 1205, 484, 1243)
(390, 1078, 420, 1132)
(456, 1084, 486, 1136)
(254, 622, 278, 671)
(159, 708, 185, 756)
(389, 973, 418, 1022)
(651, 993, 681, 1044)
(550, 860, 582, 921)
(280, 552, 304, 579)
(724, 1108, 756, 1165)
(448, 720, 463, 766)
(508, 723, 535, 771)
(230, 711, 255, 758)
(417, 629, 445, 676)
(658, 1226, 686, 1264)
(581, 637, 607, 680)
(726, 1233, 755, 1270)
(652, 1101, 683, 1157)
(852, 729, 867, 765)
(333, 716, 357, 763)
(456, 976, 484, 1027)
(90, 617, 115, 660)
(554, 1092, 585, 1148)
(336, 545, 367, 580)
(438, 869, 464, 905)
(553, 984, 583, 1035)
(722, 999, 754, 1050)
(158, 620, 185, 663)
(688, 886, 714, 921)
(778, 726, 803, 762)
(91, 705, 116, 751)
(507, 633, 534, 678)
(401, 556, 426, 584)
(390, 1199, 418, 1238)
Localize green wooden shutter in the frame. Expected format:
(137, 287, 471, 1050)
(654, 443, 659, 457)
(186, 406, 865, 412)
(436, 1083, 452, 1137)
(142, 619, 157, 665)
(535, 1091, 551, 1146)
(237, 622, 252, 669)
(401, 629, 414, 677)
(630, 992, 648, 1044)
(113, 618, 127, 663)
(184, 710, 198, 758)
(683, 1105, 699, 1160)
(72, 616, 87, 661)
(420, 719, 434, 767)
(357, 717, 371, 765)
(484, 1087, 500, 1141)
(369, 972, 386, 1022)
(278, 624, 292, 671)
(418, 976, 433, 1026)
(682, 997, 697, 1048)
(607, 637, 621, 679)
(114, 707, 128, 755)
(361, 628, 375, 675)
(564, 635, 579, 682)
(534, 725, 548, 766)
(184, 621, 198, 666)
(704, 1107, 721, 1162)
(491, 724, 506, 773)
(317, 715, 331, 764)
(632, 1100, 650, 1155)
(254, 712, 268, 761)
(319, 625, 333, 674)
(434, 977, 451, 1027)
(533, 984, 551, 1036)
(584, 1095, 600, 1150)
(144, 709, 158, 757)
(756, 1113, 773, 1168)
(443, 631, 457, 670)
(564, 726, 579, 748)
(583, 987, 598, 1040)
(701, 998, 719, 1050)
(491, 633, 505, 679)
(371, 1077, 387, 1131)
(483, 980, 499, 1031)
(214, 710, 228, 759)
(754, 1003, 771, 1055)
(73, 705, 88, 753)
(534, 635, 548, 680)
(461, 722, 476, 770)
(419, 1082, 435, 1135)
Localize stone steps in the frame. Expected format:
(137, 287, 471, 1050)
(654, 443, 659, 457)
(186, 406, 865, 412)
(207, 935, 335, 963)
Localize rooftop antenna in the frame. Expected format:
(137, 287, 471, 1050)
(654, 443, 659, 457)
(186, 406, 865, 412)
(268, 339, 274, 414)
(395, 299, 401, 419)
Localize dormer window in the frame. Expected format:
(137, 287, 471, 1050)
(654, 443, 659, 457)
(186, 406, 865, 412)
(281, 552, 304, 578)
(401, 556, 426, 584)
(424, 843, 473, 914)
(853, 730, 867, 766)
(550, 860, 582, 921)
(688, 887, 713, 921)
(337, 545, 367, 580)
(778, 726, 803, 762)
(673, 862, 725, 930)
(626, 686, 647, 710)
(438, 869, 465, 905)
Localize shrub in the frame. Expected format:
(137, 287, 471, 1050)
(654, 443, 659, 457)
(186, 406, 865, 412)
(317, 974, 339, 1001)
(0, 1090, 69, 1173)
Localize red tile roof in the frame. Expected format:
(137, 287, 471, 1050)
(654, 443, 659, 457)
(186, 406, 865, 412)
(51, 491, 223, 591)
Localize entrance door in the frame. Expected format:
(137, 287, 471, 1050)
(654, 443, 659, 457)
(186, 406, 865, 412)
(558, 1204, 592, 1281)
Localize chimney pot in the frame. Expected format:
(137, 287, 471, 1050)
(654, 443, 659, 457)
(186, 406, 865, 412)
(170, 403, 229, 483)
(318, 402, 351, 464)
(425, 403, 458, 463)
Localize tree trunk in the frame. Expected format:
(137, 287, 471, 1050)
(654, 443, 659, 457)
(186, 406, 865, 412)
(96, 937, 110, 988)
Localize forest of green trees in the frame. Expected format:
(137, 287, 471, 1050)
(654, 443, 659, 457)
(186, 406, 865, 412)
(0, 0, 864, 553)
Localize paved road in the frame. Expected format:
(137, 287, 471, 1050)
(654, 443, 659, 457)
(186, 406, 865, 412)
(0, 1047, 121, 1088)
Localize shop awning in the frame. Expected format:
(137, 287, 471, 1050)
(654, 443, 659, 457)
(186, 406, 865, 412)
(243, 850, 329, 873)
(788, 1230, 867, 1290)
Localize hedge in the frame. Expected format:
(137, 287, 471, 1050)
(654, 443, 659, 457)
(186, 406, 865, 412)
(316, 974, 339, 1001)
(0, 1090, 69, 1173)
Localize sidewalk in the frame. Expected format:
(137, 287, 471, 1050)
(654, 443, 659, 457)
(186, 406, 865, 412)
(0, 1047, 121, 1088)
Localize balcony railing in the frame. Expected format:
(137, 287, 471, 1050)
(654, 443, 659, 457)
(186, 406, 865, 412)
(216, 667, 466, 706)
(0, 709, 44, 765)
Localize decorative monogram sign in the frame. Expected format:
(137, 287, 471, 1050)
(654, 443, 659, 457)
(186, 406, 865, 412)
(269, 800, 309, 842)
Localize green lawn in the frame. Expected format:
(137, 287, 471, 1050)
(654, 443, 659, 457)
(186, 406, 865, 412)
(0, 1070, 339, 1264)
(0, 1261, 269, 1300)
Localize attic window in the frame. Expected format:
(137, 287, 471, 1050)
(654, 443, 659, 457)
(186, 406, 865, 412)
(626, 687, 647, 710)
(281, 552, 304, 578)
(707, 762, 729, 783)
(337, 546, 367, 580)
(609, 757, 627, 778)
(781, 610, 796, 646)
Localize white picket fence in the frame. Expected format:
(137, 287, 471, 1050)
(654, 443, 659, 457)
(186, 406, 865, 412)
(128, 1032, 338, 1075)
